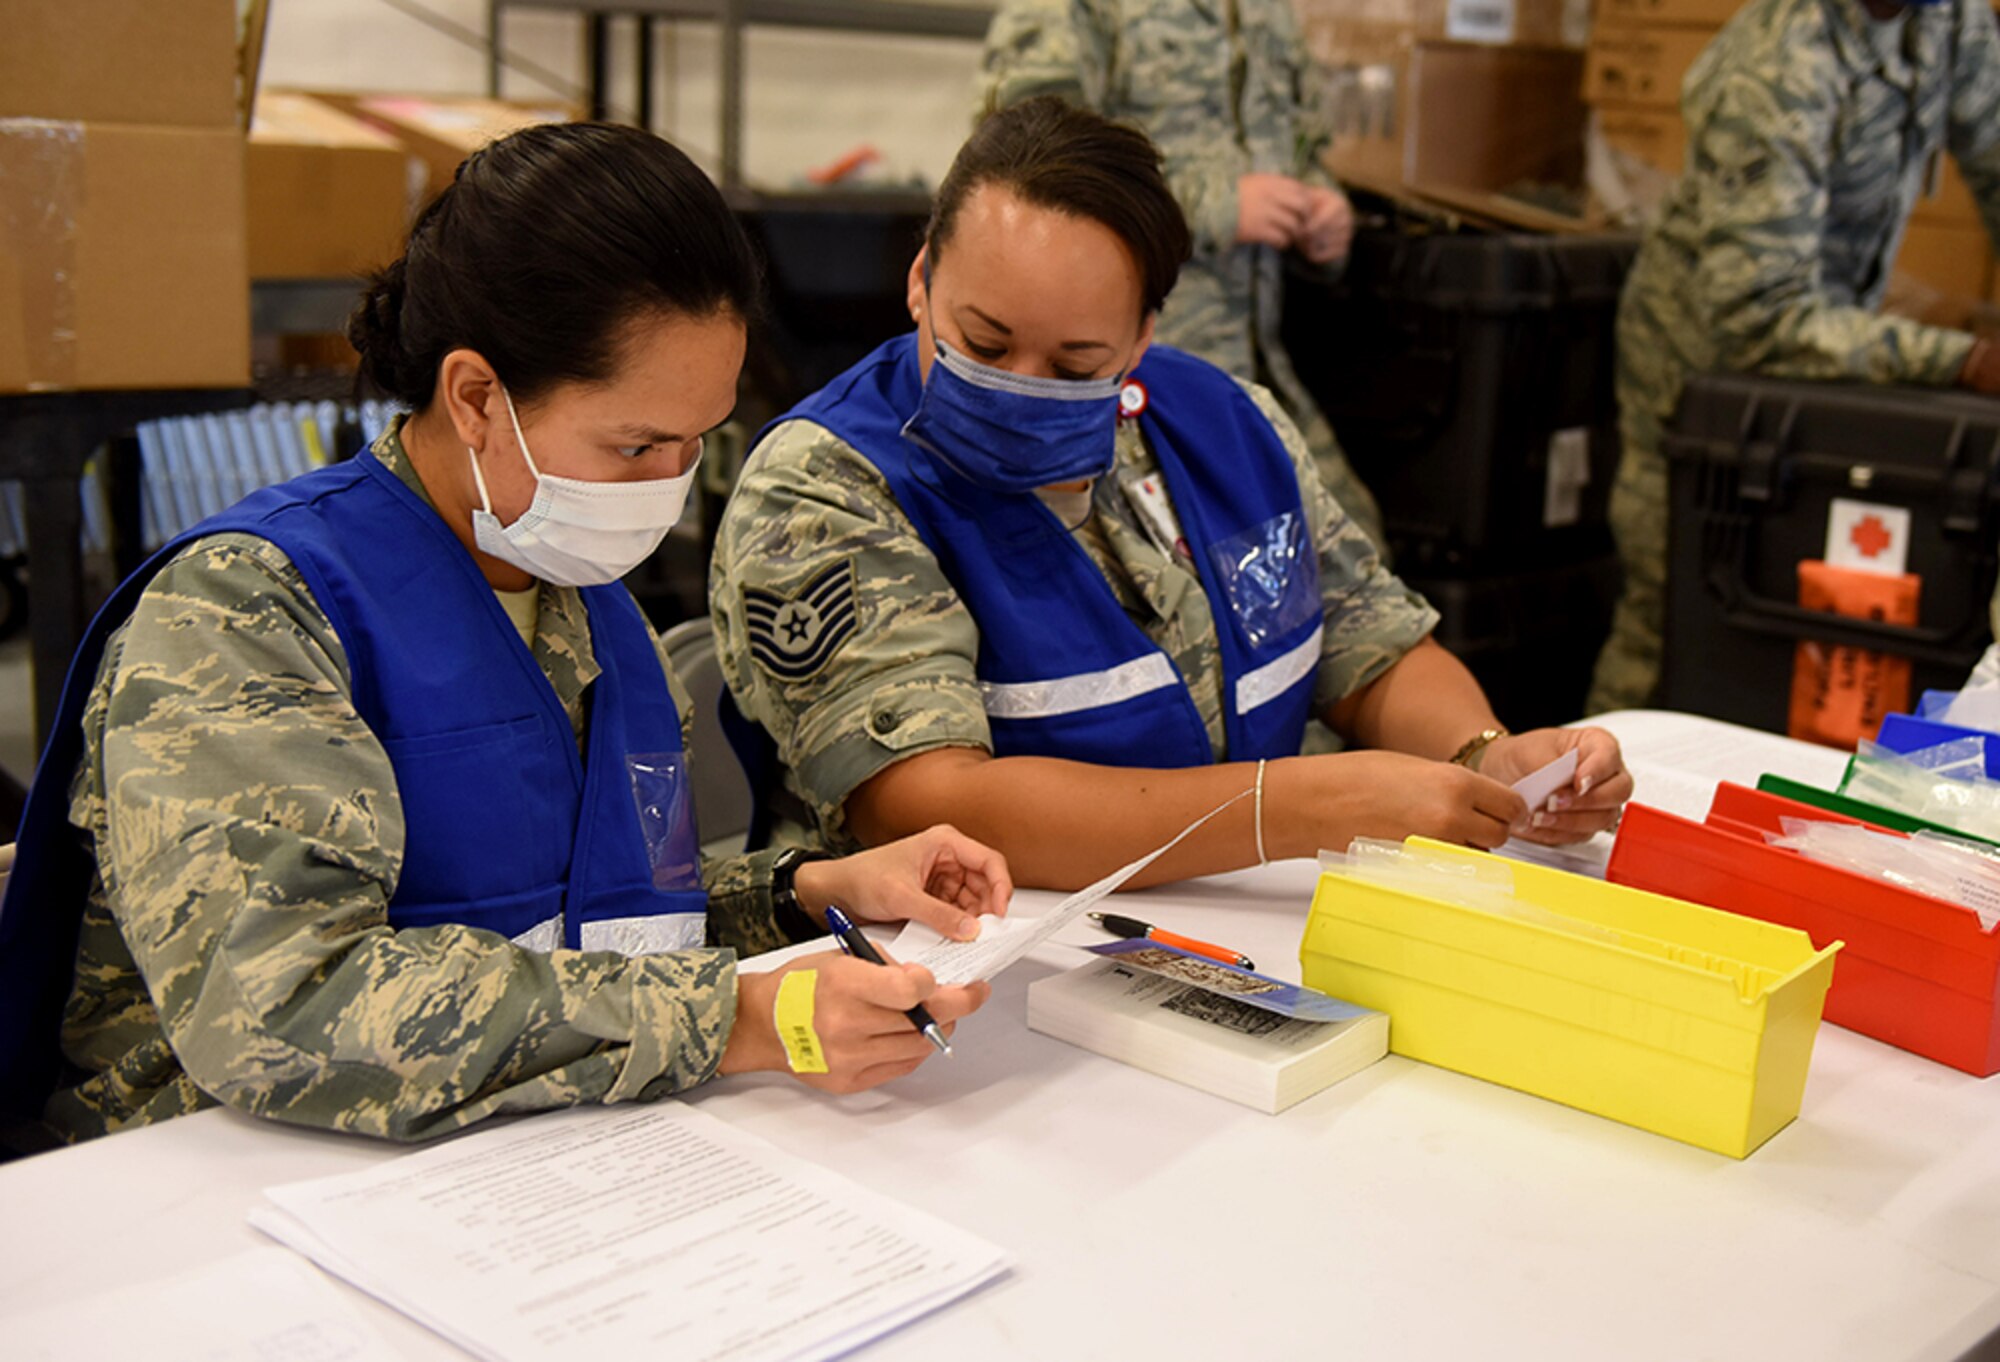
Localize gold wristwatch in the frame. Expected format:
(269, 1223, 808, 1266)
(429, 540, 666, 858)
(1449, 727, 1508, 772)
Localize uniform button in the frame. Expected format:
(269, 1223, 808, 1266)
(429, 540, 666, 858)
(871, 710, 901, 735)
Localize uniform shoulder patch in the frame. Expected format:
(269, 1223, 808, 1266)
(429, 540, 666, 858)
(743, 559, 859, 683)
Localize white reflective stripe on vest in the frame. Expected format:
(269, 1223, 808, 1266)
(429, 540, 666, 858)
(581, 912, 707, 957)
(511, 916, 563, 954)
(1234, 623, 1324, 716)
(979, 652, 1181, 721)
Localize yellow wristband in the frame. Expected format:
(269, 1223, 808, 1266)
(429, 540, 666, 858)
(773, 970, 829, 1074)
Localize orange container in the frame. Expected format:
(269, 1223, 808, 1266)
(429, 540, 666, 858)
(1607, 783, 2000, 1076)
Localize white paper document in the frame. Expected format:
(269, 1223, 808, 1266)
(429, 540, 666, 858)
(1511, 748, 1579, 812)
(6, 1246, 401, 1361)
(891, 788, 1254, 986)
(250, 1104, 1010, 1362)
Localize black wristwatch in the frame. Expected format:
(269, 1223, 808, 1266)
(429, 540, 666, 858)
(770, 846, 833, 941)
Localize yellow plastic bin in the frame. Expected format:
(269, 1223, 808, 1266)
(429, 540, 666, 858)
(1300, 839, 1840, 1158)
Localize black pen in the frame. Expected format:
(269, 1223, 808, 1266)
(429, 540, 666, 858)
(1088, 911, 1256, 971)
(824, 905, 954, 1056)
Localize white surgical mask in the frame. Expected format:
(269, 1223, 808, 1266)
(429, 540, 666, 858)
(467, 386, 701, 588)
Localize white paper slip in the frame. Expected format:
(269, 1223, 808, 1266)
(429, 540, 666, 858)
(6, 1246, 402, 1361)
(250, 1103, 1010, 1362)
(1511, 748, 1580, 812)
(891, 787, 1254, 986)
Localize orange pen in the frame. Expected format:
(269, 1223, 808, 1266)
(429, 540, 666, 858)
(1087, 912, 1255, 971)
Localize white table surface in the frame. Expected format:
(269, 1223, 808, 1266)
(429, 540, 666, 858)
(4, 711, 1996, 1361)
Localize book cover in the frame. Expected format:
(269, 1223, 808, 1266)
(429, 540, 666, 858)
(1027, 959, 1389, 1114)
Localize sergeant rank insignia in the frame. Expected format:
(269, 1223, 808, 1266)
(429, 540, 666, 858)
(744, 560, 859, 681)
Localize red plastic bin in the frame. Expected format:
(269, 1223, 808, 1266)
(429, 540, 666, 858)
(1607, 783, 2000, 1077)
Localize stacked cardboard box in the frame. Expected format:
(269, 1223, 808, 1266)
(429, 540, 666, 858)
(1299, 0, 1590, 208)
(0, 0, 249, 393)
(310, 93, 577, 206)
(248, 93, 416, 281)
(1584, 0, 1992, 298)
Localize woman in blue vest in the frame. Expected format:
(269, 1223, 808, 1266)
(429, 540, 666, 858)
(712, 98, 1635, 889)
(0, 123, 1004, 1152)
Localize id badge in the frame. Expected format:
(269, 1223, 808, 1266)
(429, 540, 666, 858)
(626, 752, 702, 892)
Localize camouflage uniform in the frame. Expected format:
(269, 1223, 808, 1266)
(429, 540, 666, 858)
(978, 0, 1388, 549)
(710, 372, 1437, 853)
(1588, 0, 2000, 713)
(34, 418, 793, 1147)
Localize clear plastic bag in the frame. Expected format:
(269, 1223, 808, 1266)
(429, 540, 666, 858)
(1840, 739, 2000, 842)
(626, 752, 702, 892)
(1319, 839, 1623, 943)
(1208, 511, 1320, 649)
(1768, 817, 2000, 931)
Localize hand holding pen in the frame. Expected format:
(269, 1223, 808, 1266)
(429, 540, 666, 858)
(826, 906, 956, 1055)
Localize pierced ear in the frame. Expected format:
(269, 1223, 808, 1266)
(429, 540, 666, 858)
(438, 349, 501, 451)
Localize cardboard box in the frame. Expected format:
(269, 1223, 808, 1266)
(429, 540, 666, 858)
(1324, 42, 1587, 196)
(0, 0, 240, 127)
(1595, 0, 1741, 26)
(1298, 0, 1585, 51)
(1596, 104, 1687, 174)
(1583, 24, 1718, 109)
(0, 122, 249, 393)
(1912, 155, 1982, 227)
(318, 94, 575, 203)
(248, 92, 414, 280)
(1893, 220, 1993, 300)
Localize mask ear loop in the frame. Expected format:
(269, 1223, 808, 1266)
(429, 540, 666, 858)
(500, 385, 545, 480)
(465, 382, 540, 518)
(465, 443, 498, 516)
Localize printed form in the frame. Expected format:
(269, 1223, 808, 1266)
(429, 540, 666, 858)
(251, 1103, 1010, 1362)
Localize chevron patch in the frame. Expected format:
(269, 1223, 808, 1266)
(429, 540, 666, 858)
(743, 559, 859, 682)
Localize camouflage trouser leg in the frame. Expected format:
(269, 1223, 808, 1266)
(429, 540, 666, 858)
(1587, 420, 1667, 715)
(1293, 400, 1388, 558)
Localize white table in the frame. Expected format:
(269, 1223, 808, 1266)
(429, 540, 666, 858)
(5, 712, 1997, 1361)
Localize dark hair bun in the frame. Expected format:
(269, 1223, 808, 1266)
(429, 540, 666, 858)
(348, 256, 425, 406)
(347, 122, 762, 411)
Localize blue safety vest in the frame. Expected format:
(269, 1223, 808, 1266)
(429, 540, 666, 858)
(773, 334, 1323, 768)
(0, 451, 705, 1118)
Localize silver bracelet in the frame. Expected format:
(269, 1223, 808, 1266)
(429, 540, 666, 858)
(1254, 758, 1269, 866)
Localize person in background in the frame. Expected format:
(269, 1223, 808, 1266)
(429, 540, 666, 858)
(978, 0, 1387, 551)
(1588, 0, 2000, 714)
(710, 98, 1631, 894)
(0, 123, 1006, 1154)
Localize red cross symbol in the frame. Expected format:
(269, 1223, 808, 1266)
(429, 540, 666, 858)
(1850, 514, 1895, 559)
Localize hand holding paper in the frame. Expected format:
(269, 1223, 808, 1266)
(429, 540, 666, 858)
(1480, 727, 1631, 844)
(890, 788, 1255, 986)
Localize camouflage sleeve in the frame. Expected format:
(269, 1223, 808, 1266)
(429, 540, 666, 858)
(977, 0, 1109, 114)
(1263, 0, 1338, 190)
(981, 0, 1242, 259)
(709, 421, 991, 847)
(1948, 0, 2000, 248)
(1689, 67, 1975, 386)
(1236, 382, 1438, 710)
(89, 534, 740, 1142)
